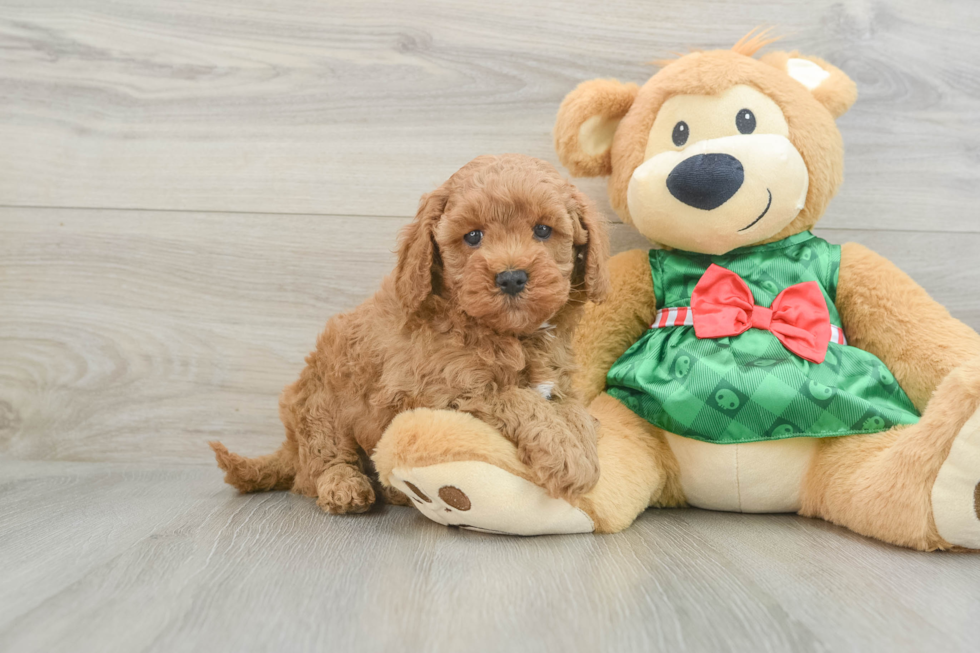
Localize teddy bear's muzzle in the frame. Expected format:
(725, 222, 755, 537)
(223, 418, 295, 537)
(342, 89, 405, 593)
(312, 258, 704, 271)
(626, 133, 809, 255)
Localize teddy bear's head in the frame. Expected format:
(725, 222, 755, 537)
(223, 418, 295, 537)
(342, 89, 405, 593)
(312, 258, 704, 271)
(555, 31, 857, 255)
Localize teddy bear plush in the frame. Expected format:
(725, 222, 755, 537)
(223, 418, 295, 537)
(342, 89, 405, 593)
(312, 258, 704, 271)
(373, 31, 980, 551)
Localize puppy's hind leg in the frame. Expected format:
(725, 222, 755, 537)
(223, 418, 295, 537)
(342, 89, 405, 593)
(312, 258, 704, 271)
(307, 433, 376, 515)
(316, 465, 376, 514)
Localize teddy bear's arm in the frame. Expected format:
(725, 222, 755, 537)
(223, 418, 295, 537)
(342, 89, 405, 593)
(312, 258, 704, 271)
(572, 248, 657, 404)
(836, 242, 980, 410)
(451, 386, 600, 500)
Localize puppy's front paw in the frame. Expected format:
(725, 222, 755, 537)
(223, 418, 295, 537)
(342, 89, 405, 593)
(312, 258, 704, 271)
(520, 430, 599, 501)
(316, 466, 376, 514)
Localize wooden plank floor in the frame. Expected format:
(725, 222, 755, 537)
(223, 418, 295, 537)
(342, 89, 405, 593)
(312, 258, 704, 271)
(2, 1, 979, 651)
(4, 461, 980, 653)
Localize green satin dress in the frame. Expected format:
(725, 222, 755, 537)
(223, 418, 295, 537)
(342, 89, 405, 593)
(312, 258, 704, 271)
(605, 232, 920, 444)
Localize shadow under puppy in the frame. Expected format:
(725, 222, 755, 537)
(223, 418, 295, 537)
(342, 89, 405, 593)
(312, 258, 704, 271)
(210, 154, 610, 514)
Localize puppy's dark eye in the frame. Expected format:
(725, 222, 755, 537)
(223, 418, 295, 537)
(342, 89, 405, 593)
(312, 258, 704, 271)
(736, 108, 756, 134)
(672, 121, 689, 147)
(533, 224, 552, 241)
(463, 230, 483, 247)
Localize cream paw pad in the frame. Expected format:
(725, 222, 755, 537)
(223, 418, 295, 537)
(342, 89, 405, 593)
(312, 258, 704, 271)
(389, 461, 594, 536)
(932, 404, 980, 549)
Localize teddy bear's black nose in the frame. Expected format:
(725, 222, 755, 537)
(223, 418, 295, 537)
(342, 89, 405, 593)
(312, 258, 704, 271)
(496, 270, 528, 296)
(666, 153, 744, 210)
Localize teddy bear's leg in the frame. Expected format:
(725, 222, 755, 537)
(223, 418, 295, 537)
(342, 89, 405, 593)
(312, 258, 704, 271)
(372, 393, 679, 535)
(800, 355, 980, 551)
(577, 393, 684, 532)
(372, 408, 594, 534)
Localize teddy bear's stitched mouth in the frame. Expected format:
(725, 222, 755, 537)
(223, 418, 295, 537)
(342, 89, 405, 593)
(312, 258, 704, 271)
(738, 188, 772, 232)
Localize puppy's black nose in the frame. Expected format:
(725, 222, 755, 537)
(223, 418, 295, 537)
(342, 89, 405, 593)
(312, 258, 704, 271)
(666, 153, 744, 210)
(496, 270, 528, 296)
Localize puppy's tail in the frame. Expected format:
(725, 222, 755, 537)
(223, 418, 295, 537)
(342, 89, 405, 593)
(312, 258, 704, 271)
(209, 441, 296, 493)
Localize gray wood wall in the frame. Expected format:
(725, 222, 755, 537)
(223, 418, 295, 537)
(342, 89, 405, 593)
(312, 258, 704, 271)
(3, 0, 978, 464)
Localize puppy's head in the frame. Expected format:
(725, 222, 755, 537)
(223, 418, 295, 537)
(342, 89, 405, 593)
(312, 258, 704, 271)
(395, 154, 609, 334)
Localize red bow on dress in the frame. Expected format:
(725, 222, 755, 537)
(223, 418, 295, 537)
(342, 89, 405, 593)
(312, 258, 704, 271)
(690, 264, 831, 364)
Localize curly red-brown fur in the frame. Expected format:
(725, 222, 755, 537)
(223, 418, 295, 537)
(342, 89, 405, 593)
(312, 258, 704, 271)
(210, 154, 609, 512)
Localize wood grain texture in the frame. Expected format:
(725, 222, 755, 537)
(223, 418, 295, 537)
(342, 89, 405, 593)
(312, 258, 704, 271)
(3, 1, 980, 650)
(1, 1, 980, 231)
(2, 461, 979, 653)
(0, 208, 404, 463)
(2, 208, 978, 465)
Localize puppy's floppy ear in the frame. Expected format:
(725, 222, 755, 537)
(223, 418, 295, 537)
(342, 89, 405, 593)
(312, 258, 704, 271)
(568, 186, 610, 303)
(395, 184, 449, 312)
(555, 79, 639, 178)
(759, 51, 857, 119)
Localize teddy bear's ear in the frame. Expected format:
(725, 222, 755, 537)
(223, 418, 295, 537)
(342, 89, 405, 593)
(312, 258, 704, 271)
(554, 79, 639, 177)
(760, 52, 857, 119)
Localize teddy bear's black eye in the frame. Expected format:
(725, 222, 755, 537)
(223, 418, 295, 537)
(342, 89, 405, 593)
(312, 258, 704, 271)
(736, 108, 756, 134)
(463, 230, 483, 247)
(533, 224, 552, 241)
(672, 121, 689, 147)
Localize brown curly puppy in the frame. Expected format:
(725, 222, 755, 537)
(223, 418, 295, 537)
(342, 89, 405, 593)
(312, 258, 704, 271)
(210, 154, 610, 514)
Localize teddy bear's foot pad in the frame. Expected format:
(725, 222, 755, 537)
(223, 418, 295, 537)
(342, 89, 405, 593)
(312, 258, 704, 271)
(389, 461, 594, 536)
(932, 404, 980, 549)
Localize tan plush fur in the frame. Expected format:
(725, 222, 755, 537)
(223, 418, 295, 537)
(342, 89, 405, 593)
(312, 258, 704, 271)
(835, 243, 980, 411)
(802, 355, 980, 550)
(374, 408, 538, 486)
(798, 245, 980, 550)
(555, 79, 639, 177)
(759, 51, 858, 120)
(574, 393, 685, 533)
(557, 34, 980, 549)
(211, 154, 610, 513)
(372, 393, 685, 534)
(378, 33, 980, 550)
(557, 47, 855, 245)
(572, 249, 657, 404)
